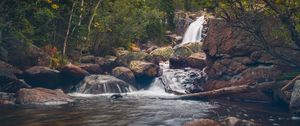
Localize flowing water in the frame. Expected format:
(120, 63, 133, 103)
(180, 16, 206, 45)
(1, 63, 300, 126)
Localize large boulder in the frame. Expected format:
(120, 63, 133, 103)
(150, 46, 174, 61)
(22, 66, 62, 89)
(169, 56, 188, 69)
(290, 80, 300, 114)
(0, 74, 30, 93)
(76, 75, 136, 94)
(129, 60, 161, 78)
(95, 56, 118, 73)
(112, 67, 136, 86)
(60, 63, 90, 90)
(16, 88, 72, 105)
(129, 61, 161, 89)
(79, 64, 103, 74)
(200, 17, 299, 101)
(0, 61, 30, 93)
(186, 52, 206, 69)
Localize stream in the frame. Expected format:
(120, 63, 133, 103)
(0, 63, 300, 126)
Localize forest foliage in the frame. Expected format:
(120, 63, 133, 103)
(0, 0, 300, 61)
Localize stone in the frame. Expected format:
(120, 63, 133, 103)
(76, 75, 136, 94)
(174, 42, 203, 57)
(80, 64, 103, 74)
(0, 92, 15, 104)
(169, 56, 188, 69)
(150, 46, 174, 61)
(129, 60, 161, 78)
(80, 55, 95, 63)
(112, 67, 136, 86)
(95, 56, 118, 73)
(290, 80, 300, 114)
(184, 119, 220, 126)
(221, 117, 256, 126)
(186, 52, 206, 69)
(60, 63, 90, 88)
(22, 66, 62, 89)
(16, 88, 72, 105)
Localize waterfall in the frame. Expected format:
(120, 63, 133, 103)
(180, 16, 206, 46)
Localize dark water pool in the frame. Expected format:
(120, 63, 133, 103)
(0, 94, 299, 126)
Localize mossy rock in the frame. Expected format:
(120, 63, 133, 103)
(150, 46, 174, 61)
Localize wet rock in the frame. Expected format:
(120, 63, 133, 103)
(184, 119, 220, 126)
(80, 55, 95, 63)
(129, 61, 161, 78)
(112, 67, 136, 86)
(150, 46, 174, 61)
(221, 117, 256, 126)
(290, 80, 300, 114)
(186, 52, 206, 69)
(0, 92, 15, 104)
(60, 63, 90, 88)
(80, 64, 103, 74)
(0, 61, 30, 93)
(169, 56, 188, 69)
(16, 88, 72, 105)
(95, 56, 118, 73)
(22, 66, 62, 89)
(110, 94, 123, 100)
(0, 75, 30, 93)
(76, 75, 136, 94)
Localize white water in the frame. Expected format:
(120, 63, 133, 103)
(71, 62, 205, 98)
(180, 16, 206, 46)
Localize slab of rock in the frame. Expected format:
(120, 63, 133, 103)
(186, 52, 206, 69)
(0, 61, 30, 93)
(76, 75, 136, 94)
(16, 88, 72, 105)
(169, 56, 188, 69)
(290, 80, 300, 114)
(184, 119, 220, 126)
(112, 67, 136, 86)
(22, 66, 61, 89)
(129, 60, 161, 78)
(80, 64, 103, 74)
(61, 63, 89, 82)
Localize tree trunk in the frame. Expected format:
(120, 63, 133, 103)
(87, 0, 102, 40)
(71, 0, 84, 36)
(63, 2, 76, 57)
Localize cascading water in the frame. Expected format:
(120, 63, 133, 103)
(180, 16, 206, 46)
(146, 62, 207, 95)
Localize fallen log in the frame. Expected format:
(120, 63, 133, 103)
(281, 74, 300, 92)
(160, 81, 285, 100)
